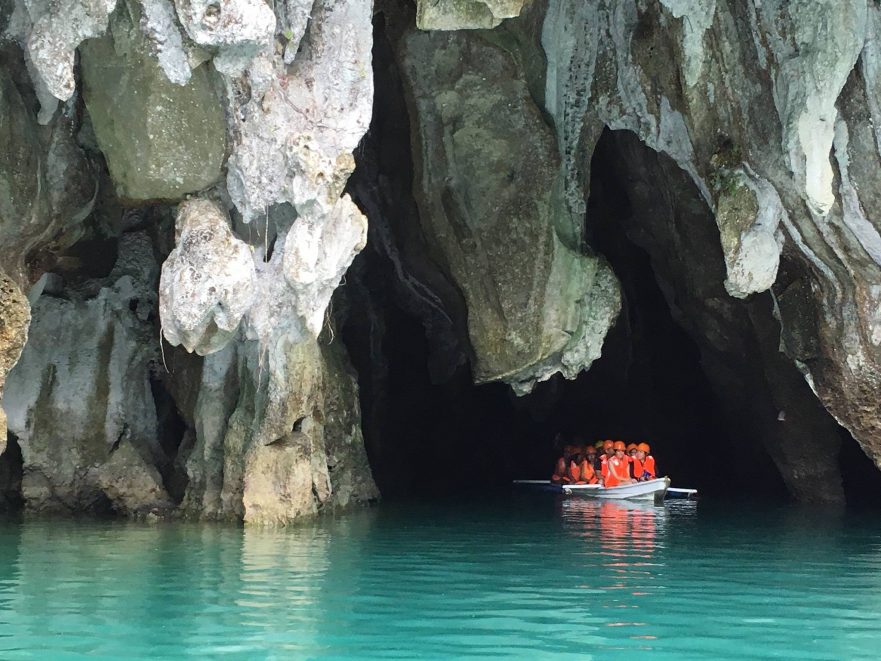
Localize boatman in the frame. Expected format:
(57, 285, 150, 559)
(605, 441, 635, 488)
(551, 445, 573, 484)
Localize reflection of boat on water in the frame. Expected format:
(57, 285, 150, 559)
(562, 495, 660, 513)
(513, 477, 696, 504)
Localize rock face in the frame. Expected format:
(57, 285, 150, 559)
(3, 0, 881, 515)
(0, 274, 29, 445)
(0, 58, 96, 447)
(179, 337, 378, 524)
(80, 1, 227, 201)
(2, 233, 174, 514)
(1, 0, 378, 522)
(415, 0, 527, 30)
(396, 22, 620, 394)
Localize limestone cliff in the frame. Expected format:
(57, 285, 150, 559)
(1, 0, 378, 522)
(1, 0, 881, 514)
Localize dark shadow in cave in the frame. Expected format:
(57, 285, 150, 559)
(585, 129, 787, 499)
(0, 433, 23, 514)
(149, 375, 189, 504)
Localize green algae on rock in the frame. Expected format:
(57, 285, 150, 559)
(415, 0, 527, 30)
(80, 3, 226, 201)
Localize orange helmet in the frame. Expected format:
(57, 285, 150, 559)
(585, 444, 597, 454)
(638, 442, 651, 454)
(626, 443, 638, 452)
(603, 440, 614, 450)
(613, 441, 626, 451)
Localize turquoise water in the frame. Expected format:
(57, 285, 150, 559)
(1, 497, 880, 659)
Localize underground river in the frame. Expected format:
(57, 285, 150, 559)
(1, 495, 880, 659)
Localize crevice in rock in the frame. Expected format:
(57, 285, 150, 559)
(149, 374, 189, 504)
(0, 432, 23, 513)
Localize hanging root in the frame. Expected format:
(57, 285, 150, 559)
(158, 323, 171, 374)
(324, 297, 336, 344)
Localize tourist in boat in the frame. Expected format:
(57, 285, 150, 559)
(630, 446, 644, 480)
(635, 442, 656, 481)
(551, 445, 573, 484)
(584, 444, 601, 472)
(599, 439, 614, 483)
(626, 443, 639, 478)
(605, 441, 636, 487)
(564, 448, 595, 485)
(572, 447, 598, 485)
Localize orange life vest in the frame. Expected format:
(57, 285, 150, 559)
(605, 455, 629, 487)
(578, 459, 598, 484)
(642, 456, 656, 479)
(631, 457, 644, 480)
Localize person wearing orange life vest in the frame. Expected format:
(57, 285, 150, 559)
(631, 448, 644, 482)
(551, 444, 574, 484)
(626, 443, 639, 478)
(572, 446, 599, 484)
(605, 441, 635, 488)
(635, 442, 656, 480)
(584, 444, 601, 473)
(599, 440, 614, 484)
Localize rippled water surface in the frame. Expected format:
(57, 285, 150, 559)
(1, 496, 881, 659)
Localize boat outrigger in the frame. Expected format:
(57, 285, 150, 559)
(512, 477, 697, 503)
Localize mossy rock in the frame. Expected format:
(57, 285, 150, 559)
(80, 4, 227, 201)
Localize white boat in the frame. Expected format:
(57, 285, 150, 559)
(562, 477, 671, 504)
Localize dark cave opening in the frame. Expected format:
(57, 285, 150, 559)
(149, 374, 189, 504)
(0, 433, 23, 514)
(341, 10, 879, 505)
(341, 11, 761, 501)
(584, 129, 787, 500)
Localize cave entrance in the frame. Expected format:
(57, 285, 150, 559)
(342, 11, 868, 503)
(340, 101, 761, 500)
(583, 129, 786, 500)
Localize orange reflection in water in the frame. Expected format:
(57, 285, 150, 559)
(561, 497, 669, 642)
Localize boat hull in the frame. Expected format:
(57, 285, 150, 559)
(562, 477, 671, 504)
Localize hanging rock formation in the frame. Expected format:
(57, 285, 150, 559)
(386, 8, 621, 394)
(414, 0, 527, 30)
(79, 1, 227, 201)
